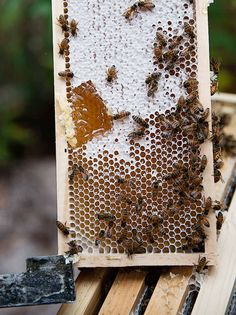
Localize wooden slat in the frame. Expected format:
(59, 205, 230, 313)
(98, 270, 146, 315)
(57, 268, 108, 315)
(192, 192, 236, 315)
(144, 267, 192, 315)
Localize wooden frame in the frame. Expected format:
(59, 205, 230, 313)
(58, 95, 236, 314)
(52, 0, 216, 267)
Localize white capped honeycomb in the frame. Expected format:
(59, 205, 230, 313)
(58, 0, 213, 257)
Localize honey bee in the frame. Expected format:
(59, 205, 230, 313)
(106, 65, 117, 83)
(65, 244, 83, 256)
(193, 223, 207, 239)
(156, 31, 167, 47)
(195, 256, 208, 273)
(214, 160, 224, 170)
(163, 49, 178, 62)
(121, 208, 128, 227)
(68, 164, 78, 181)
(123, 3, 138, 20)
(58, 38, 68, 56)
(56, 220, 70, 236)
(213, 168, 224, 183)
(145, 71, 161, 84)
(185, 233, 203, 249)
(57, 14, 68, 32)
(216, 212, 224, 230)
(132, 229, 143, 245)
(117, 177, 127, 184)
(58, 70, 74, 79)
(181, 44, 195, 58)
(172, 161, 185, 177)
(144, 227, 155, 243)
(187, 138, 200, 151)
(210, 58, 220, 75)
(176, 96, 187, 112)
(99, 230, 106, 238)
(119, 194, 133, 205)
(69, 164, 89, 181)
(128, 129, 145, 139)
(169, 35, 183, 50)
(166, 204, 178, 216)
(160, 116, 172, 129)
(70, 19, 78, 36)
(197, 214, 210, 228)
(113, 111, 130, 120)
(184, 22, 195, 39)
(135, 196, 144, 213)
(183, 78, 198, 90)
(165, 50, 179, 70)
(137, 0, 155, 11)
(211, 79, 218, 96)
(190, 175, 203, 187)
(117, 228, 128, 244)
(152, 180, 159, 196)
(145, 71, 161, 96)
(204, 196, 212, 215)
(186, 91, 198, 104)
(132, 115, 149, 128)
(151, 214, 163, 228)
(106, 221, 114, 238)
(158, 226, 167, 237)
(67, 240, 77, 247)
(212, 200, 224, 211)
(153, 43, 163, 62)
(200, 155, 207, 172)
(97, 213, 116, 222)
(124, 239, 144, 257)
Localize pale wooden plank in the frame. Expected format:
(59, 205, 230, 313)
(57, 268, 108, 315)
(212, 93, 236, 104)
(144, 267, 192, 315)
(75, 253, 215, 267)
(192, 192, 236, 315)
(98, 270, 146, 315)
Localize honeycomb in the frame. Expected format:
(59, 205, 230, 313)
(56, 0, 214, 260)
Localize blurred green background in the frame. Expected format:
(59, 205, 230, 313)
(0, 0, 235, 165)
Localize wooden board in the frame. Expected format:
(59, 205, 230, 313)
(57, 269, 108, 315)
(98, 270, 146, 315)
(58, 95, 236, 315)
(191, 192, 236, 315)
(144, 267, 192, 315)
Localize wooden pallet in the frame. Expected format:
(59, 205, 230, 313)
(57, 95, 236, 315)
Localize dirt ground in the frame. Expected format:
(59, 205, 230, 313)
(0, 158, 62, 315)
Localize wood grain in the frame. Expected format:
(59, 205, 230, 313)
(57, 269, 108, 315)
(192, 192, 236, 315)
(144, 267, 192, 315)
(98, 270, 146, 315)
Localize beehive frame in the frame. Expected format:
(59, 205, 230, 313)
(52, 0, 217, 267)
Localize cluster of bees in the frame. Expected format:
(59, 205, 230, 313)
(211, 112, 224, 183)
(57, 14, 78, 79)
(212, 112, 236, 157)
(153, 23, 195, 72)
